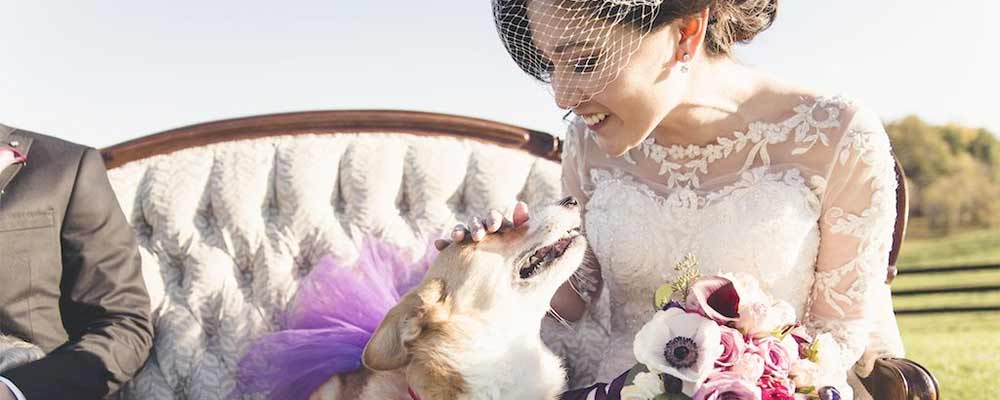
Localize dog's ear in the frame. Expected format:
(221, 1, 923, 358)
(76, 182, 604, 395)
(363, 279, 446, 371)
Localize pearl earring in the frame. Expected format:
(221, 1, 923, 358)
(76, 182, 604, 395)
(680, 53, 691, 73)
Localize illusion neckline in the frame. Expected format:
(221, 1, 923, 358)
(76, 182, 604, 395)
(625, 94, 849, 161)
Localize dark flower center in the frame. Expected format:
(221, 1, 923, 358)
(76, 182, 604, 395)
(663, 336, 698, 369)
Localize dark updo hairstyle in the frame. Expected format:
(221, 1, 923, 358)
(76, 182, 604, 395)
(494, 0, 779, 82)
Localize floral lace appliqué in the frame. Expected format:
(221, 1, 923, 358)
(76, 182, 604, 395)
(631, 96, 852, 190)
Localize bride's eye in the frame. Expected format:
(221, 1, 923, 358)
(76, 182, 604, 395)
(573, 56, 601, 74)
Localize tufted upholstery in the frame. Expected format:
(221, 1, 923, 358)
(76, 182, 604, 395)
(100, 111, 936, 400)
(103, 117, 577, 398)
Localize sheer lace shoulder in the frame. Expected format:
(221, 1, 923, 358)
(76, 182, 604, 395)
(808, 102, 900, 377)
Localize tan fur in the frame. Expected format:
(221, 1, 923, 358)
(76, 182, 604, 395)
(315, 201, 587, 400)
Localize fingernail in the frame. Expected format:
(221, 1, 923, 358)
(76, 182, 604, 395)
(472, 228, 486, 241)
(487, 210, 502, 231)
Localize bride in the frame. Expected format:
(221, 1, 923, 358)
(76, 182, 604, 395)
(439, 0, 903, 398)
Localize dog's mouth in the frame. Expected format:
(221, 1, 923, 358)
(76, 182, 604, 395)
(518, 227, 582, 280)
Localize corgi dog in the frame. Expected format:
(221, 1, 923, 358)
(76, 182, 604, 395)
(310, 197, 588, 400)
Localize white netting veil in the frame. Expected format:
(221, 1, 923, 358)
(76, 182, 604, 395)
(493, 0, 664, 109)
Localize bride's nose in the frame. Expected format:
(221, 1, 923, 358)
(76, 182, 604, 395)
(551, 71, 585, 110)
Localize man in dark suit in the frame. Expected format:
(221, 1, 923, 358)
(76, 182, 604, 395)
(0, 124, 153, 399)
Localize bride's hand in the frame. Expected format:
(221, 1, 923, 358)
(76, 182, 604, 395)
(434, 201, 531, 250)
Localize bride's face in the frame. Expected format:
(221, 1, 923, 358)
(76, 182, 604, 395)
(527, 1, 691, 157)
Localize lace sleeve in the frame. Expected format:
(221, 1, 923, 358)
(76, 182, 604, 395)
(806, 106, 898, 383)
(561, 120, 602, 305)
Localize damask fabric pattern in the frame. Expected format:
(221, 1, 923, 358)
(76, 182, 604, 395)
(104, 133, 586, 399)
(558, 96, 906, 398)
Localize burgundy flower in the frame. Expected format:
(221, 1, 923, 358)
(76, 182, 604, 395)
(686, 277, 740, 323)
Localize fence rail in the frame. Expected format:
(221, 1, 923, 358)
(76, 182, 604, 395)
(893, 263, 1000, 315)
(897, 263, 1000, 275)
(895, 306, 1000, 315)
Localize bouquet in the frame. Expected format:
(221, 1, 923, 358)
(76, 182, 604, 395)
(619, 255, 845, 400)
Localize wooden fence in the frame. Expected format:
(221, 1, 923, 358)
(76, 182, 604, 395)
(893, 263, 1000, 315)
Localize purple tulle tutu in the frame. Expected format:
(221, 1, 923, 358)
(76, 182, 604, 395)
(230, 239, 436, 400)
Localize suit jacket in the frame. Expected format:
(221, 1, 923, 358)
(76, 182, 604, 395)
(0, 125, 153, 399)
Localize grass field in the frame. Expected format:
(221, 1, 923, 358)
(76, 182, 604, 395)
(892, 220, 1000, 399)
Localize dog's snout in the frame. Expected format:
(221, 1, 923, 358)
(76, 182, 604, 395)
(558, 196, 578, 208)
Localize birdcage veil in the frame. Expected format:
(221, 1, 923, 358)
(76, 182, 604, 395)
(493, 0, 664, 109)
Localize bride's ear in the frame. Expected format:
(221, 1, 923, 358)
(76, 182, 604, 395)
(675, 8, 710, 61)
(363, 279, 447, 371)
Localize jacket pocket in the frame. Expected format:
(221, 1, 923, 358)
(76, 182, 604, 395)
(0, 254, 33, 341)
(0, 209, 57, 343)
(0, 210, 54, 233)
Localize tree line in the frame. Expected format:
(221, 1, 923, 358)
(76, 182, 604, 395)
(886, 116, 999, 235)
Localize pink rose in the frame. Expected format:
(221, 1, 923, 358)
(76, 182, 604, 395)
(730, 353, 765, 383)
(692, 372, 762, 400)
(759, 376, 795, 400)
(761, 387, 795, 400)
(686, 276, 741, 324)
(736, 301, 795, 339)
(752, 337, 791, 378)
(716, 326, 746, 368)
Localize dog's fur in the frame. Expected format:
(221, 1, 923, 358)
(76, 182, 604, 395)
(310, 200, 588, 400)
(0, 334, 44, 374)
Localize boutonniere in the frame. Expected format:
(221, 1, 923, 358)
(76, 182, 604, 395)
(0, 145, 27, 174)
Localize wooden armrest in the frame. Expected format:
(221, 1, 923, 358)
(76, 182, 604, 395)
(860, 357, 939, 400)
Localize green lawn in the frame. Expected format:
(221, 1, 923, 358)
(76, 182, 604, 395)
(893, 220, 1000, 399)
(899, 219, 1000, 268)
(897, 312, 1000, 399)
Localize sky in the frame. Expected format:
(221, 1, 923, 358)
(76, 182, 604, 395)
(1, 1, 997, 148)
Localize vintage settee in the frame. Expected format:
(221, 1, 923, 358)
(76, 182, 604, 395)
(99, 110, 938, 399)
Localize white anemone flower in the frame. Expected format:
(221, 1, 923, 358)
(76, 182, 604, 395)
(633, 308, 724, 396)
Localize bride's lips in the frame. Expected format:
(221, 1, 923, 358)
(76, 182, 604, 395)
(579, 112, 611, 132)
(589, 115, 610, 132)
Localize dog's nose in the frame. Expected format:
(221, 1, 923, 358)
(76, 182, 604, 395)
(559, 196, 578, 208)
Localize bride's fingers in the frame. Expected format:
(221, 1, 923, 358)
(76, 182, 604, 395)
(512, 201, 530, 227)
(499, 216, 515, 232)
(434, 239, 451, 251)
(451, 224, 469, 242)
(485, 210, 503, 233)
(470, 217, 487, 242)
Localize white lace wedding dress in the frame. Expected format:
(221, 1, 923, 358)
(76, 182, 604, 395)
(541, 95, 905, 399)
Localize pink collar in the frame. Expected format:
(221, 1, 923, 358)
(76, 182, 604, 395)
(408, 386, 422, 400)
